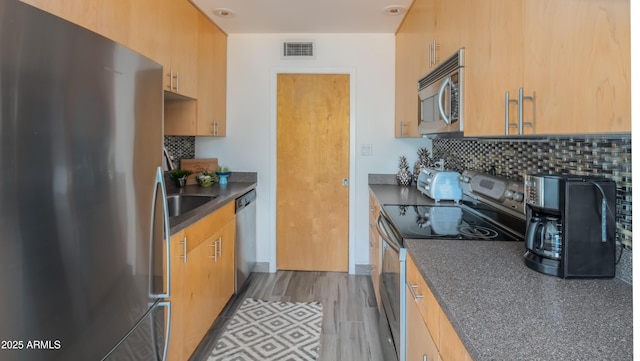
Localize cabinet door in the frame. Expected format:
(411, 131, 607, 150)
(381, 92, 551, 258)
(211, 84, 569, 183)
(395, 0, 427, 138)
(523, 0, 630, 134)
(406, 284, 441, 361)
(20, 0, 129, 46)
(129, 0, 164, 62)
(212, 219, 236, 319)
(439, 310, 472, 361)
(210, 20, 228, 136)
(166, 231, 186, 361)
(463, 0, 524, 136)
(432, 0, 466, 64)
(368, 191, 382, 309)
(182, 235, 216, 359)
(95, 0, 130, 46)
(196, 14, 228, 136)
(169, 0, 199, 98)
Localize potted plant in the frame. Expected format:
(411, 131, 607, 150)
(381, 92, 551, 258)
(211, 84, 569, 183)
(169, 169, 193, 188)
(215, 166, 231, 185)
(196, 169, 218, 187)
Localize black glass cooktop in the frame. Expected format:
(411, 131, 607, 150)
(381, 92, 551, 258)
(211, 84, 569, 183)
(381, 204, 523, 241)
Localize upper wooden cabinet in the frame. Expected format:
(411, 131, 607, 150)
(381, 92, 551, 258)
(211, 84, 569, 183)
(395, 0, 468, 138)
(196, 13, 228, 136)
(164, 12, 228, 136)
(522, 0, 630, 135)
(395, 0, 428, 138)
(464, 0, 630, 136)
(463, 0, 524, 136)
(159, 0, 199, 98)
(22, 0, 230, 138)
(397, 0, 630, 137)
(20, 0, 130, 46)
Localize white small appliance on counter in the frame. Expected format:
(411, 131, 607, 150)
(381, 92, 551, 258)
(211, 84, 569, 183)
(416, 159, 462, 202)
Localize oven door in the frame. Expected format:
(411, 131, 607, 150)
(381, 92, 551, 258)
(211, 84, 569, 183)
(377, 213, 406, 361)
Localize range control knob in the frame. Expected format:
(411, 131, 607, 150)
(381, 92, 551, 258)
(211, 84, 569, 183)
(460, 175, 471, 183)
(512, 192, 524, 202)
(505, 190, 524, 202)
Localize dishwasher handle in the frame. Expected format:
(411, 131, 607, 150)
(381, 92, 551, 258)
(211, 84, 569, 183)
(236, 189, 257, 213)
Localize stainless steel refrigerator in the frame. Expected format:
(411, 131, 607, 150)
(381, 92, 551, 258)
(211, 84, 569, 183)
(0, 1, 171, 360)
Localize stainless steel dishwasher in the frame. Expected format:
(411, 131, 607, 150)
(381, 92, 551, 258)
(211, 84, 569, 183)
(235, 189, 256, 293)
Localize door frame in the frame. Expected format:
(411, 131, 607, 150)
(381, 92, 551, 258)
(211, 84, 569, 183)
(269, 67, 357, 274)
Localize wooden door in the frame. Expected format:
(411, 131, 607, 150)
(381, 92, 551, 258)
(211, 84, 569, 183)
(276, 73, 350, 272)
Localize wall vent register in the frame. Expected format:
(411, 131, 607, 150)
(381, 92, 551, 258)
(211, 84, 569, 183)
(282, 41, 315, 58)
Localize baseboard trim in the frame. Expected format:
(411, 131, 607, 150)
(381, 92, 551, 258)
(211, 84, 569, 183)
(253, 262, 270, 273)
(354, 264, 371, 276)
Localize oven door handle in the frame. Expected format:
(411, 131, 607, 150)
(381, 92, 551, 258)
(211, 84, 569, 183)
(377, 213, 402, 252)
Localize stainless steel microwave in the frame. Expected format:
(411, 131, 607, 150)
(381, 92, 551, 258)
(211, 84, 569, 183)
(418, 48, 464, 136)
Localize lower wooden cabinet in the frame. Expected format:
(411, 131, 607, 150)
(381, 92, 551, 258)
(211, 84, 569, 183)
(368, 190, 382, 309)
(406, 284, 441, 361)
(406, 254, 472, 361)
(166, 202, 235, 361)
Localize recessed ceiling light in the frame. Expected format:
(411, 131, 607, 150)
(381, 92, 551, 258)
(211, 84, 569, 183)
(383, 5, 407, 16)
(213, 8, 235, 18)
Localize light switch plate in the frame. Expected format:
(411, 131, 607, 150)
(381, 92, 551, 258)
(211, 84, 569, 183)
(360, 144, 373, 156)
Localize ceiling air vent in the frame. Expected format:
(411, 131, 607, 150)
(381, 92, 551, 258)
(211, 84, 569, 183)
(282, 41, 315, 59)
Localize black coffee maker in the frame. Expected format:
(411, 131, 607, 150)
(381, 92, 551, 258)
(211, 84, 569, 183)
(523, 174, 616, 278)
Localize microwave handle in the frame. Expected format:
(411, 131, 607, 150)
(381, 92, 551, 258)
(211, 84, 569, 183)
(437, 76, 452, 124)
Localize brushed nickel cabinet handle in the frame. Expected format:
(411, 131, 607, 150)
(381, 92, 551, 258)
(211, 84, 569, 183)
(407, 282, 424, 300)
(518, 87, 535, 134)
(505, 91, 519, 135)
(209, 242, 217, 261)
(180, 237, 187, 263)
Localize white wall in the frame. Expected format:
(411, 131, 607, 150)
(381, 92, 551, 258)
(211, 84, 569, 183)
(196, 33, 429, 273)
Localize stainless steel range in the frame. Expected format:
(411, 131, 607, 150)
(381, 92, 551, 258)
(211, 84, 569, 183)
(376, 170, 526, 361)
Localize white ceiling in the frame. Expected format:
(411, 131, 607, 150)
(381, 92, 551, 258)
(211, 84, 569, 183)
(191, 0, 414, 34)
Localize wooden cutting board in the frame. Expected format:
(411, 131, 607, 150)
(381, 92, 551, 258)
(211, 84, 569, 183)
(180, 158, 218, 185)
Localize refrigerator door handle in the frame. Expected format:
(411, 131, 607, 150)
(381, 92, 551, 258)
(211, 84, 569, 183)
(151, 166, 171, 299)
(157, 301, 171, 361)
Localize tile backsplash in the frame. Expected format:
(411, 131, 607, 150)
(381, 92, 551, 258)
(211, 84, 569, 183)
(432, 135, 632, 283)
(164, 136, 195, 167)
(432, 136, 632, 249)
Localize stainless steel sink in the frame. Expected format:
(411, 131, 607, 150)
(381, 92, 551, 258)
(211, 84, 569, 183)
(166, 194, 216, 217)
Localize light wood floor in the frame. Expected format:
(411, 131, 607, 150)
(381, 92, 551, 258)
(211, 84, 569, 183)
(190, 271, 385, 361)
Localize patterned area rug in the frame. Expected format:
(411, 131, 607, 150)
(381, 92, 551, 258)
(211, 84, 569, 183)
(208, 298, 323, 361)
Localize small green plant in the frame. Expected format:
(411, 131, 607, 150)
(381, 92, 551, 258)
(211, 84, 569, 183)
(216, 166, 230, 173)
(196, 169, 218, 187)
(169, 169, 193, 180)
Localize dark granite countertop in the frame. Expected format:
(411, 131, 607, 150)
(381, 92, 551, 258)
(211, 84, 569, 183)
(368, 180, 633, 360)
(369, 184, 437, 206)
(404, 239, 633, 360)
(168, 182, 256, 234)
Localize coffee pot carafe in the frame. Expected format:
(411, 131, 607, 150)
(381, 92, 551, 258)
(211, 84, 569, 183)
(525, 217, 562, 260)
(523, 174, 616, 278)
